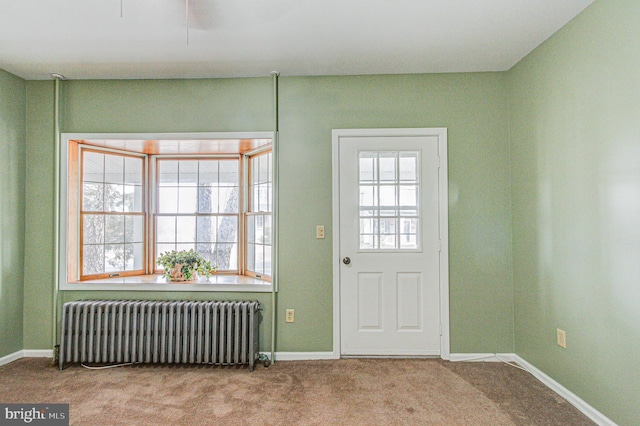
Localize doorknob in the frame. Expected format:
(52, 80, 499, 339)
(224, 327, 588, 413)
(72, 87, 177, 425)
(342, 257, 351, 265)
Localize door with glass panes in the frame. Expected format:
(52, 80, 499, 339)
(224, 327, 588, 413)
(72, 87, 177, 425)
(337, 130, 443, 355)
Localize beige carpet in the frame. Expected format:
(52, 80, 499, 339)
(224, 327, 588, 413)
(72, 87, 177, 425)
(0, 358, 594, 425)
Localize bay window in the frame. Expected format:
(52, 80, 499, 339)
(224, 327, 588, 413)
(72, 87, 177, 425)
(59, 133, 273, 291)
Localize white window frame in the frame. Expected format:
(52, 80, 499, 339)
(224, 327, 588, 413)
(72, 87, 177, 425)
(57, 132, 274, 292)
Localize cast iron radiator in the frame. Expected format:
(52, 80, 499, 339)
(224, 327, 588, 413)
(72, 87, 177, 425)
(59, 300, 260, 371)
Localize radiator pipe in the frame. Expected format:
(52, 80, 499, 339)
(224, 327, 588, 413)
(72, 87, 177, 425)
(51, 73, 65, 359)
(271, 71, 280, 364)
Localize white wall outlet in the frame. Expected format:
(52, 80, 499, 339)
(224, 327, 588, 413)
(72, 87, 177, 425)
(316, 225, 325, 239)
(557, 328, 567, 348)
(285, 309, 295, 323)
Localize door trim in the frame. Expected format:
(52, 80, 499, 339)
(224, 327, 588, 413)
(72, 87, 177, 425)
(332, 128, 450, 360)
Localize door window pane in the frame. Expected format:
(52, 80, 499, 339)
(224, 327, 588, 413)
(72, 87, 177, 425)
(358, 151, 420, 250)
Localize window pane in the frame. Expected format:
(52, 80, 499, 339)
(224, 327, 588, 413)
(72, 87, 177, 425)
(158, 160, 178, 186)
(215, 243, 237, 270)
(195, 243, 215, 265)
(254, 244, 264, 274)
(399, 218, 418, 249)
(379, 153, 397, 182)
(253, 185, 261, 211)
(158, 187, 178, 213)
(379, 186, 397, 216)
(179, 160, 198, 185)
(264, 216, 272, 244)
(176, 216, 196, 243)
(399, 186, 417, 208)
(247, 243, 256, 271)
(380, 234, 397, 249)
(178, 187, 197, 213)
(156, 216, 176, 242)
(125, 215, 144, 243)
(399, 153, 418, 182)
(83, 183, 104, 211)
(83, 152, 104, 183)
(255, 215, 264, 244)
(125, 243, 144, 271)
(123, 184, 143, 212)
(198, 186, 215, 213)
(196, 216, 216, 243)
(380, 218, 398, 249)
(83, 245, 104, 275)
(104, 184, 124, 212)
(104, 244, 124, 272)
(104, 155, 124, 184)
(216, 217, 237, 243)
(83, 215, 104, 244)
(359, 153, 376, 183)
(359, 185, 377, 208)
(176, 243, 195, 252)
(199, 161, 218, 185)
(259, 154, 269, 183)
(264, 245, 272, 276)
(360, 234, 375, 250)
(104, 215, 124, 243)
(247, 216, 255, 243)
(260, 184, 271, 212)
(219, 161, 238, 186)
(124, 157, 142, 185)
(220, 187, 239, 213)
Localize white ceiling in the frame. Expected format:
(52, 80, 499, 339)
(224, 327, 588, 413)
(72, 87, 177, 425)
(0, 0, 594, 80)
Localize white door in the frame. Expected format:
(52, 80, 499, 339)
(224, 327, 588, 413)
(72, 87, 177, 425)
(333, 128, 448, 356)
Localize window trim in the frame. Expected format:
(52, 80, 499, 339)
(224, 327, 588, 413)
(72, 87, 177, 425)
(58, 132, 274, 292)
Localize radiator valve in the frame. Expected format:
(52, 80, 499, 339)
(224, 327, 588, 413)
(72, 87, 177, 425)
(258, 353, 271, 368)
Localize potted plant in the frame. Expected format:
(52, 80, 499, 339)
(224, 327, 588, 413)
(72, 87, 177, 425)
(157, 249, 216, 282)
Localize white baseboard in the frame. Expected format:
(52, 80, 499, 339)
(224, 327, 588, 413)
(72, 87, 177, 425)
(0, 350, 23, 366)
(0, 350, 54, 366)
(511, 355, 616, 426)
(23, 350, 54, 358)
(450, 353, 616, 426)
(274, 352, 338, 361)
(449, 353, 517, 362)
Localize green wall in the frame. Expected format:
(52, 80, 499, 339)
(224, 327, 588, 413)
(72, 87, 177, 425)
(0, 69, 26, 357)
(509, 1, 640, 424)
(278, 75, 513, 352)
(23, 73, 514, 354)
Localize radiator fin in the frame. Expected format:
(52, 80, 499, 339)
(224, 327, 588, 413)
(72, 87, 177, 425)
(59, 300, 260, 371)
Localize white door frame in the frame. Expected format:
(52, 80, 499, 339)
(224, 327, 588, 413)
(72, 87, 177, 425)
(332, 128, 450, 360)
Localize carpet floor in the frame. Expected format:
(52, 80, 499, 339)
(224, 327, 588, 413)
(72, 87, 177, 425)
(0, 358, 594, 425)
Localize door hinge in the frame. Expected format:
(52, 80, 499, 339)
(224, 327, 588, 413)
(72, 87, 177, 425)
(438, 240, 441, 251)
(439, 323, 443, 336)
